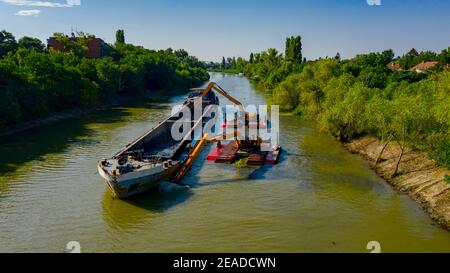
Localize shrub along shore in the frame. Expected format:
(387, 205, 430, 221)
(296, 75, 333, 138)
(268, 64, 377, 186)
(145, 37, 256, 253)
(0, 30, 210, 132)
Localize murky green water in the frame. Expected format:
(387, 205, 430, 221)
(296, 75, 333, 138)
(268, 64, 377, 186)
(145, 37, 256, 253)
(1, 73, 449, 253)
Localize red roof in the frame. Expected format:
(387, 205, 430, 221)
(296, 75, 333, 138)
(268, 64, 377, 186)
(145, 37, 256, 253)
(411, 61, 439, 71)
(388, 63, 402, 71)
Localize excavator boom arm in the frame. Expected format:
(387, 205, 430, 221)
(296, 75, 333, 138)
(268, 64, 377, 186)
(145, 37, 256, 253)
(212, 86, 244, 112)
(197, 82, 245, 113)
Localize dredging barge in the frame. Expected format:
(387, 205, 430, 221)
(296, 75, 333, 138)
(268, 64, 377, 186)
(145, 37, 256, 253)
(98, 82, 281, 199)
(98, 87, 218, 198)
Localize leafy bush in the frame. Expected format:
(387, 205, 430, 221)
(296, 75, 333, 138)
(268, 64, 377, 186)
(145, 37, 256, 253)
(0, 31, 209, 129)
(432, 142, 450, 168)
(445, 175, 450, 184)
(241, 39, 450, 167)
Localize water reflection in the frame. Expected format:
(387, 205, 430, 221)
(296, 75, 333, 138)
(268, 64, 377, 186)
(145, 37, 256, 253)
(102, 188, 194, 232)
(0, 108, 131, 175)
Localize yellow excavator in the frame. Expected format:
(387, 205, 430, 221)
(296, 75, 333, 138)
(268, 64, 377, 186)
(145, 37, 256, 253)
(171, 82, 266, 184)
(190, 82, 245, 114)
(190, 82, 262, 150)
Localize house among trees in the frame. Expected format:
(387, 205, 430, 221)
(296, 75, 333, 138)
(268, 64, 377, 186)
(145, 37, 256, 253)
(84, 38, 105, 58)
(47, 32, 106, 58)
(410, 60, 439, 73)
(387, 62, 402, 72)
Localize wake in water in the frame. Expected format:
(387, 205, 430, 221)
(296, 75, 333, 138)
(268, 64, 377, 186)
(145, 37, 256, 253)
(158, 181, 190, 194)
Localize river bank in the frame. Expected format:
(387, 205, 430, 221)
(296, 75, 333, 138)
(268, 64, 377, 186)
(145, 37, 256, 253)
(208, 69, 241, 74)
(345, 136, 450, 230)
(0, 104, 108, 138)
(0, 89, 191, 138)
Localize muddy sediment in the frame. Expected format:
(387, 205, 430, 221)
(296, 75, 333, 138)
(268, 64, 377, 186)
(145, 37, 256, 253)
(345, 136, 450, 230)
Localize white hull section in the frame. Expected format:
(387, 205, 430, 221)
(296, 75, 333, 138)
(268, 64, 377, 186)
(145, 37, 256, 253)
(98, 163, 179, 198)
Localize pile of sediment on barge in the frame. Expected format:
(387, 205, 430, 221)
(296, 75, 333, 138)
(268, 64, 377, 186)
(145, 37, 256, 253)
(345, 136, 450, 230)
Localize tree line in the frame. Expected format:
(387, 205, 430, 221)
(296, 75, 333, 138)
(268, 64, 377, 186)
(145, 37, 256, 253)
(205, 56, 247, 74)
(224, 36, 450, 171)
(0, 29, 210, 130)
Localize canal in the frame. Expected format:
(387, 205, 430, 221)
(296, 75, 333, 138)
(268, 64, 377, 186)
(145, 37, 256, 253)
(1, 73, 449, 252)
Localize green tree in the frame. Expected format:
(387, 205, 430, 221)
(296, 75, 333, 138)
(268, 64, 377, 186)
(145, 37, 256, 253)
(398, 48, 420, 69)
(226, 57, 233, 69)
(116, 29, 125, 44)
(236, 57, 247, 72)
(320, 83, 368, 141)
(439, 47, 450, 64)
(221, 57, 226, 69)
(415, 50, 438, 64)
(285, 36, 302, 63)
(408, 48, 419, 57)
(249, 53, 254, 64)
(335, 52, 341, 60)
(267, 48, 282, 66)
(18, 36, 45, 52)
(0, 30, 18, 57)
(175, 49, 189, 61)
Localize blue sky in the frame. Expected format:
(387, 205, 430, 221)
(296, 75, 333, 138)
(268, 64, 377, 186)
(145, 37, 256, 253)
(1, 0, 449, 61)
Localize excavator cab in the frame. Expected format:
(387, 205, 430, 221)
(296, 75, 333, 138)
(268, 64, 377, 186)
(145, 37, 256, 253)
(187, 89, 219, 105)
